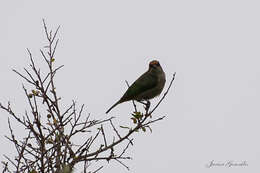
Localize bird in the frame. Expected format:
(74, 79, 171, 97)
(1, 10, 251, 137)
(106, 60, 166, 114)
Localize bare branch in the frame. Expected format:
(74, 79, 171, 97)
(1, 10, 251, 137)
(100, 125, 108, 147)
(1, 20, 176, 172)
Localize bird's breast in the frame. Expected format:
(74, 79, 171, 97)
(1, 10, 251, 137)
(157, 71, 166, 89)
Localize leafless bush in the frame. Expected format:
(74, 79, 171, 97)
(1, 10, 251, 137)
(0, 20, 176, 173)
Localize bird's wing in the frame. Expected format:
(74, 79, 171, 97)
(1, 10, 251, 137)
(120, 71, 157, 102)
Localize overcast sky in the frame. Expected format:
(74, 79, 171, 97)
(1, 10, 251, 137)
(1, 0, 260, 172)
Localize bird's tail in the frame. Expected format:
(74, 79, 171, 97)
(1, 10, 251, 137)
(106, 100, 121, 114)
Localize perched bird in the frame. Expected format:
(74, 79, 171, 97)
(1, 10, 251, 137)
(106, 60, 166, 114)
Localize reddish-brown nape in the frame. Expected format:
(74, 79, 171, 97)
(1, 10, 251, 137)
(149, 60, 159, 66)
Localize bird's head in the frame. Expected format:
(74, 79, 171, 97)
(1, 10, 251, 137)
(148, 60, 163, 72)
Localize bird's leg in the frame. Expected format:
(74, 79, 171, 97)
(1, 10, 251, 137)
(137, 100, 146, 105)
(137, 100, 150, 109)
(144, 100, 150, 113)
(137, 100, 151, 116)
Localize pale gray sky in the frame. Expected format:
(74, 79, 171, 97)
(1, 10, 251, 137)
(1, 0, 260, 172)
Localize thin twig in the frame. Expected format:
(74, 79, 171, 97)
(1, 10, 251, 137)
(125, 80, 137, 112)
(100, 125, 108, 147)
(149, 72, 176, 115)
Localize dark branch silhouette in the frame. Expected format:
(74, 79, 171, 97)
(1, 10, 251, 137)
(0, 20, 176, 173)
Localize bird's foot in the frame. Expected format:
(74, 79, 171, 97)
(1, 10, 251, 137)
(137, 100, 151, 115)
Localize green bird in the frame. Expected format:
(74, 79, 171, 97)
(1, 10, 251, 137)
(106, 60, 166, 114)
